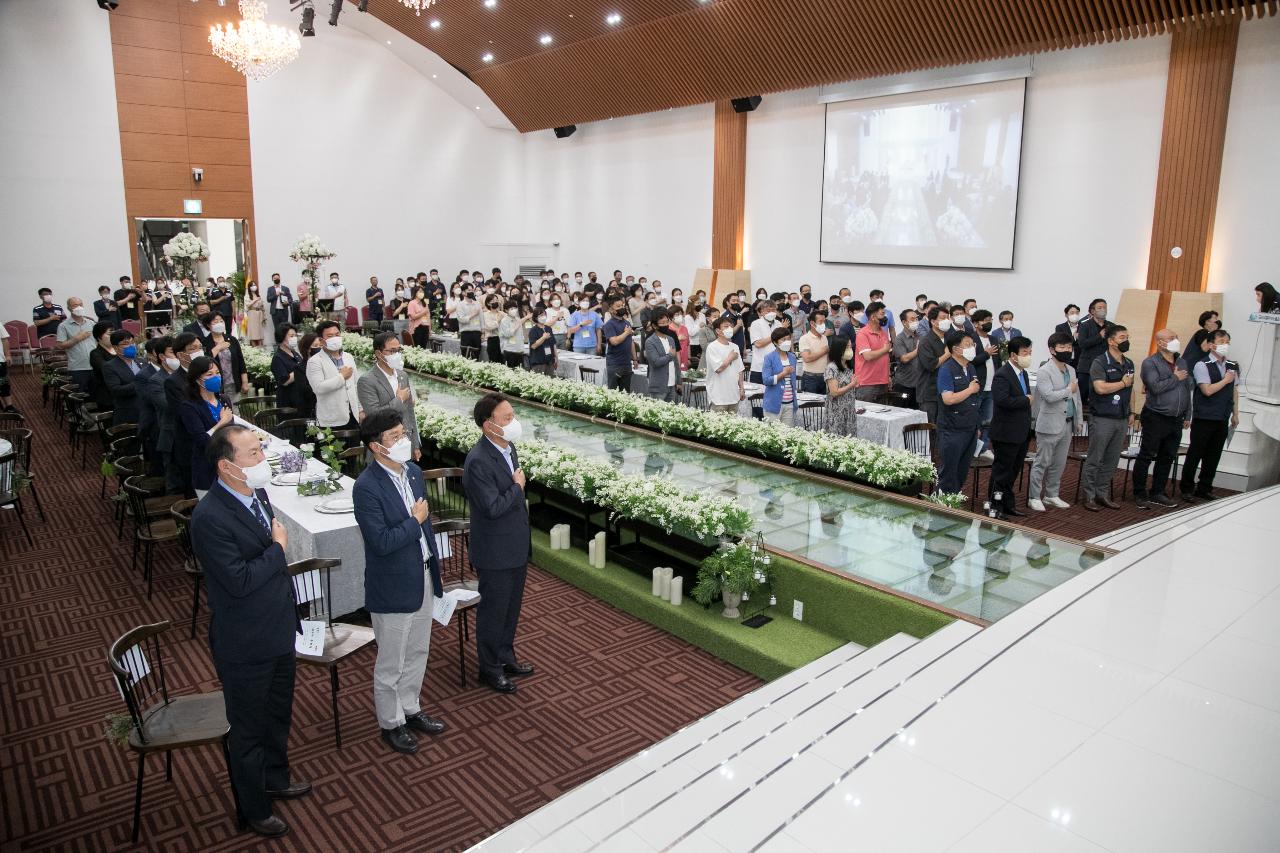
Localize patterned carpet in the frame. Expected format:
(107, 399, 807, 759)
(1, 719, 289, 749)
(0, 371, 760, 852)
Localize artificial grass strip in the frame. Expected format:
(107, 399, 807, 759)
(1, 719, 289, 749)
(531, 531, 843, 681)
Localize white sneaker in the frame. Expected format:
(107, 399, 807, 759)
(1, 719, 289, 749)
(979, 449, 995, 462)
(1028, 498, 1046, 512)
(1045, 496, 1071, 509)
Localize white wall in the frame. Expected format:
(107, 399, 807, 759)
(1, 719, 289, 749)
(1209, 15, 1280, 396)
(0, 0, 130, 327)
(744, 37, 1172, 345)
(518, 106, 715, 285)
(246, 7, 524, 290)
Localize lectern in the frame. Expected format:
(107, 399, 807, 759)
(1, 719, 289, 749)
(1247, 312, 1280, 405)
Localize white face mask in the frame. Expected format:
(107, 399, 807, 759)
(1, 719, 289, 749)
(763, 311, 777, 323)
(579, 301, 590, 310)
(211, 322, 225, 335)
(1214, 343, 1230, 357)
(324, 336, 343, 352)
(908, 320, 920, 332)
(285, 336, 298, 350)
(967, 307, 977, 316)
(961, 347, 977, 361)
(937, 318, 952, 332)
(385, 352, 404, 371)
(380, 436, 413, 464)
(1016, 354, 1032, 369)
(72, 305, 87, 318)
(233, 459, 272, 490)
(163, 356, 181, 371)
(1001, 320, 1013, 330)
(778, 339, 793, 352)
(1165, 339, 1181, 354)
(507, 308, 519, 317)
(1067, 313, 1080, 324)
(491, 417, 522, 443)
(551, 300, 561, 307)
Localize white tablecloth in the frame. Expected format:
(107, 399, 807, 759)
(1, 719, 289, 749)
(434, 332, 527, 361)
(855, 403, 928, 450)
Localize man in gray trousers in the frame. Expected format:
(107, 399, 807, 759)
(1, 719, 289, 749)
(1028, 331, 1084, 512)
(1080, 324, 1135, 512)
(644, 308, 679, 402)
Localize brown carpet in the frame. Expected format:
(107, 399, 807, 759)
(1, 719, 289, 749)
(0, 371, 761, 852)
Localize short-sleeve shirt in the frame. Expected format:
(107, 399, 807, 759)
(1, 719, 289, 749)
(33, 303, 66, 328)
(798, 331, 829, 375)
(56, 316, 96, 371)
(854, 325, 890, 386)
(602, 317, 635, 367)
(366, 287, 384, 320)
(749, 317, 777, 362)
(569, 310, 602, 348)
(703, 340, 744, 406)
(528, 326, 556, 365)
(892, 330, 921, 389)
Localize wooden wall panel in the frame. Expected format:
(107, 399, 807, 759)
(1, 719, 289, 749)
(1145, 17, 1240, 325)
(109, 0, 257, 286)
(1166, 292, 1224, 355)
(711, 101, 747, 271)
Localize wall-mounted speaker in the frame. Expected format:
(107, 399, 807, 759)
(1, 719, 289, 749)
(730, 96, 762, 113)
(553, 125, 577, 139)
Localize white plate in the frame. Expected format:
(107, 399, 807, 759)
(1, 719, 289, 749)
(270, 472, 303, 486)
(316, 496, 355, 513)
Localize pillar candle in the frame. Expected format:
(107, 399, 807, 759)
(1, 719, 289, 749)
(669, 576, 683, 607)
(550, 525, 560, 549)
(659, 567, 672, 599)
(588, 539, 597, 566)
(652, 568, 663, 596)
(553, 525, 567, 549)
(593, 532, 607, 568)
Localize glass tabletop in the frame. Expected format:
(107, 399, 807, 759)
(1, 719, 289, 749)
(409, 374, 1109, 622)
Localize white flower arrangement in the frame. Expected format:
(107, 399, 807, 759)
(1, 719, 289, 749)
(336, 333, 935, 491)
(162, 231, 209, 262)
(934, 204, 983, 248)
(287, 233, 336, 263)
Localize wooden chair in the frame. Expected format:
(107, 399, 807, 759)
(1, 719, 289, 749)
(102, 428, 142, 498)
(798, 399, 826, 431)
(251, 406, 297, 437)
(0, 428, 44, 522)
(0, 412, 24, 430)
(967, 453, 994, 511)
(81, 411, 114, 469)
(579, 365, 600, 384)
(329, 428, 360, 450)
(421, 467, 468, 521)
(275, 417, 311, 446)
(876, 389, 913, 408)
(287, 558, 375, 748)
(108, 621, 234, 843)
(234, 395, 276, 424)
(902, 422, 937, 461)
(433, 521, 481, 686)
(428, 339, 444, 354)
(460, 345, 480, 361)
(337, 446, 367, 478)
(170, 500, 203, 639)
(122, 477, 184, 599)
(0, 447, 33, 545)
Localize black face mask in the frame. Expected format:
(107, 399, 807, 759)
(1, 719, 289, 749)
(980, 322, 992, 333)
(1052, 349, 1073, 362)
(1116, 340, 1130, 353)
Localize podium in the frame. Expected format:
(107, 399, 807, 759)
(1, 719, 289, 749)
(1247, 312, 1280, 405)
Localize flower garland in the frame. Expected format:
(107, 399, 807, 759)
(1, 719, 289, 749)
(337, 332, 935, 490)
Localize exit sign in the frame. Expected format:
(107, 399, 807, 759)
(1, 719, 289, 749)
(183, 199, 203, 215)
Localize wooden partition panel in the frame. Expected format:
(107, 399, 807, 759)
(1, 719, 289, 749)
(1166, 292, 1224, 357)
(1115, 288, 1161, 413)
(109, 0, 257, 284)
(712, 101, 747, 271)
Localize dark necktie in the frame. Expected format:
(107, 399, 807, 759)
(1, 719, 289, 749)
(250, 497, 270, 531)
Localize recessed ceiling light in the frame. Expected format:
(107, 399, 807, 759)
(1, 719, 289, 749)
(475, 106, 481, 110)
(606, 12, 621, 24)
(484, 0, 496, 7)
(432, 73, 438, 78)
(539, 33, 552, 45)
(386, 40, 392, 44)
(429, 19, 441, 28)
(482, 52, 494, 62)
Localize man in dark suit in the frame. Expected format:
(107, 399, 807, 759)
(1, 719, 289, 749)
(267, 274, 295, 330)
(190, 424, 310, 839)
(353, 409, 446, 754)
(1053, 303, 1083, 369)
(141, 336, 176, 477)
(1075, 298, 1113, 410)
(463, 393, 533, 695)
(183, 301, 214, 344)
(986, 336, 1035, 520)
(101, 330, 141, 427)
(165, 332, 204, 496)
(94, 285, 120, 329)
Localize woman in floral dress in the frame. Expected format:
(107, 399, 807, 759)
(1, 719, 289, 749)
(823, 336, 860, 436)
(244, 280, 265, 346)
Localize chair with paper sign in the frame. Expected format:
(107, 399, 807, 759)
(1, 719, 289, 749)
(287, 557, 374, 749)
(433, 520, 481, 687)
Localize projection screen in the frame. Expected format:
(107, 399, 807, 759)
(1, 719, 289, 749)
(820, 77, 1026, 269)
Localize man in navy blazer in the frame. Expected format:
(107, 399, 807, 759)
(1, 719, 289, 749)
(986, 336, 1035, 520)
(190, 424, 310, 839)
(352, 409, 446, 755)
(463, 393, 533, 695)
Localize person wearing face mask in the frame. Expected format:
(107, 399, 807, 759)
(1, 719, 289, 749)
(1053, 304, 1083, 370)
(190, 424, 307, 839)
(1132, 328, 1194, 509)
(462, 393, 533, 695)
(1076, 298, 1113, 408)
(643, 309, 680, 402)
(94, 285, 120, 329)
(456, 287, 483, 361)
(244, 281, 265, 347)
(143, 337, 180, 477)
(364, 276, 385, 329)
(567, 298, 603, 355)
(935, 331, 982, 495)
(545, 293, 568, 349)
(164, 333, 205, 495)
(87, 321, 118, 415)
(528, 312, 558, 376)
(990, 310, 1022, 350)
(102, 330, 142, 427)
(1028, 332, 1083, 512)
(317, 272, 344, 320)
(1181, 329, 1238, 502)
(704, 316, 745, 411)
(55, 298, 96, 392)
(603, 296, 637, 391)
(354, 332, 421, 463)
(748, 300, 781, 389)
(969, 309, 998, 460)
(33, 286, 66, 332)
(270, 324, 303, 411)
(854, 301, 894, 402)
(267, 273, 295, 330)
(407, 286, 432, 350)
(184, 301, 214, 343)
(762, 327, 800, 426)
(146, 278, 175, 333)
(201, 311, 249, 403)
(130, 336, 161, 466)
(307, 322, 363, 437)
(1081, 325, 1135, 512)
(499, 300, 530, 369)
(180, 355, 236, 495)
(720, 294, 747, 356)
(822, 337, 859, 436)
(206, 276, 234, 329)
(986, 337, 1036, 519)
(915, 307, 953, 424)
(481, 296, 504, 364)
(667, 306, 691, 370)
(350, 408, 446, 755)
(891, 309, 922, 408)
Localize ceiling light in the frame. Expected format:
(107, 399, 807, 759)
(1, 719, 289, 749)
(539, 34, 552, 45)
(432, 73, 438, 78)
(482, 52, 493, 62)
(398, 0, 438, 15)
(209, 0, 301, 81)
(484, 0, 497, 7)
(605, 13, 621, 24)
(429, 19, 441, 28)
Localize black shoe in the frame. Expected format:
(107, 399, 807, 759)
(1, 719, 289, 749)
(1099, 496, 1121, 510)
(265, 781, 312, 800)
(503, 662, 535, 677)
(1133, 494, 1151, 509)
(1180, 489, 1198, 503)
(1149, 494, 1178, 508)
(404, 712, 446, 736)
(1083, 499, 1100, 512)
(1195, 491, 1217, 501)
(1004, 507, 1026, 518)
(246, 816, 289, 838)
(481, 674, 517, 694)
(380, 725, 419, 754)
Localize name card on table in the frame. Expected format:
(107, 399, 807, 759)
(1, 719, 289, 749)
(295, 620, 326, 656)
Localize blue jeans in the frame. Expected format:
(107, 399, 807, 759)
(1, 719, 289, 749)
(938, 427, 978, 495)
(573, 345, 596, 355)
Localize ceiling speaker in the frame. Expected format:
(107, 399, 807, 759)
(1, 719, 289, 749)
(730, 96, 762, 113)
(553, 125, 577, 139)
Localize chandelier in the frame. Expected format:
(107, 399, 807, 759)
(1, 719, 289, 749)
(209, 0, 301, 82)
(399, 0, 439, 15)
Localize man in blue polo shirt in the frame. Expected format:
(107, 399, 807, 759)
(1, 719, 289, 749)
(601, 295, 636, 392)
(567, 298, 603, 354)
(935, 330, 982, 495)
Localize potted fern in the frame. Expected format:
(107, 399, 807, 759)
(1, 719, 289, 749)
(691, 540, 771, 619)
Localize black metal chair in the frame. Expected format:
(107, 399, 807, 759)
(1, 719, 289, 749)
(579, 365, 600, 384)
(170, 499, 203, 639)
(0, 427, 44, 522)
(108, 620, 234, 843)
(0, 447, 32, 545)
(876, 389, 913, 408)
(421, 467, 469, 521)
(336, 446, 367, 478)
(287, 558, 375, 748)
(274, 418, 311, 446)
(122, 476, 184, 599)
(433, 521, 480, 687)
(798, 399, 827, 431)
(234, 395, 277, 424)
(251, 406, 297, 438)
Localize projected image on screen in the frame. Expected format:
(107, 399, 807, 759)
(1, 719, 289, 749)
(820, 78, 1026, 269)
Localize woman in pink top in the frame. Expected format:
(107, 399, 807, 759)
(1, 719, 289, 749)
(297, 280, 312, 319)
(669, 305, 691, 370)
(407, 284, 431, 348)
